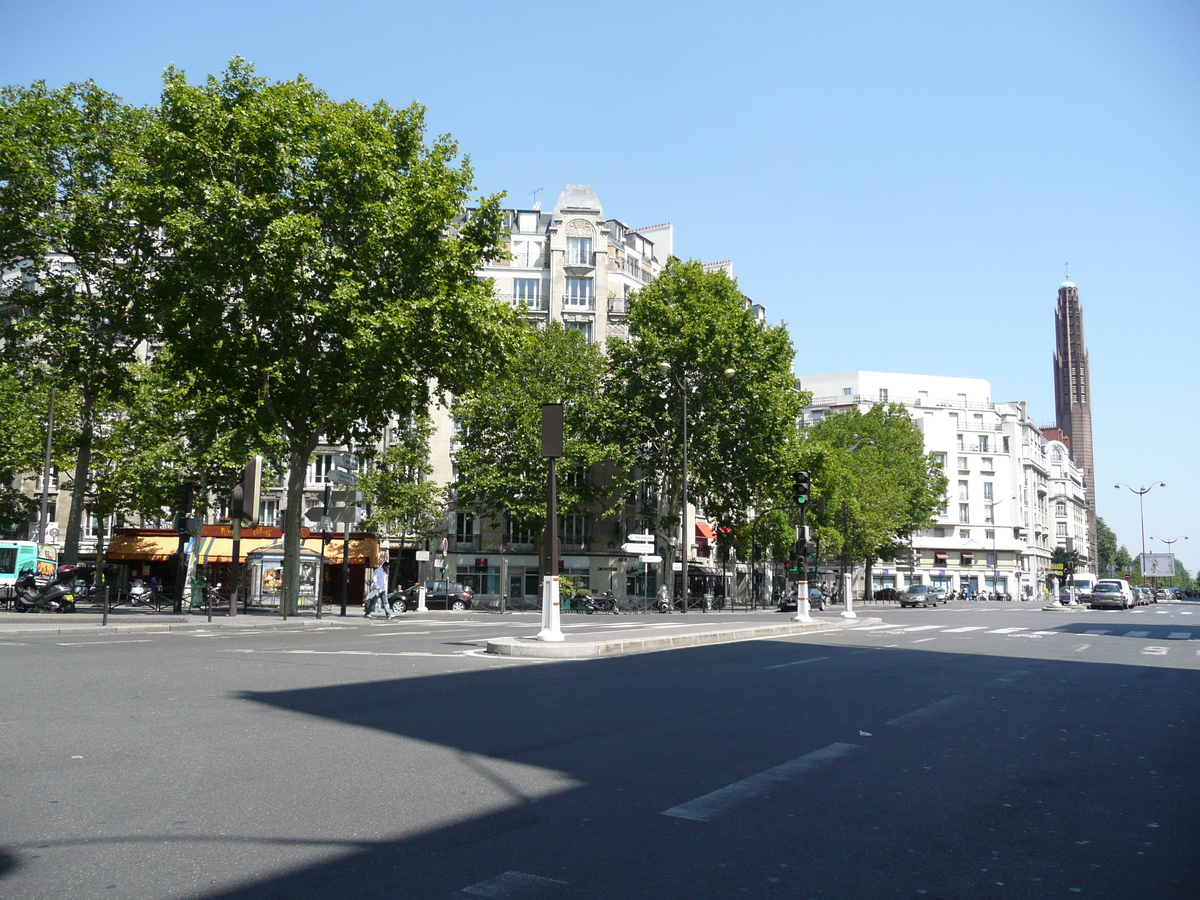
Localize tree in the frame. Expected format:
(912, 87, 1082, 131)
(607, 260, 807, 580)
(357, 413, 442, 542)
(0, 81, 157, 563)
(0, 358, 49, 535)
(133, 59, 519, 612)
(803, 404, 947, 590)
(451, 321, 627, 555)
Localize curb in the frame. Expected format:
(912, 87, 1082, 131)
(0, 618, 342, 638)
(486, 617, 880, 659)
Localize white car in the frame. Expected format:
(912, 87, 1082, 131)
(1090, 579, 1136, 610)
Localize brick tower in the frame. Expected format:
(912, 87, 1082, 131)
(1053, 274, 1097, 562)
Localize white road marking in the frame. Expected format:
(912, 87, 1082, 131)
(987, 627, 1027, 634)
(1083, 629, 1111, 635)
(1030, 631, 1059, 636)
(900, 625, 944, 632)
(1167, 632, 1191, 640)
(886, 695, 971, 728)
(1073, 644, 1091, 652)
(662, 743, 863, 822)
(1124, 631, 1151, 638)
(849, 624, 906, 631)
(764, 655, 830, 670)
(1142, 647, 1168, 656)
(54, 639, 155, 646)
(912, 637, 937, 643)
(455, 870, 568, 897)
(941, 626, 988, 633)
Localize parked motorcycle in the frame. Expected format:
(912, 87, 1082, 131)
(575, 590, 619, 615)
(128, 579, 153, 606)
(14, 573, 75, 613)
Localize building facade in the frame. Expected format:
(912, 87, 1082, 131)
(796, 371, 1092, 599)
(1053, 275, 1098, 559)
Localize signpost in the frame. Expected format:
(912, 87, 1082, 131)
(622, 533, 656, 608)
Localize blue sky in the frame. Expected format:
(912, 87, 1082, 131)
(4, 0, 1196, 571)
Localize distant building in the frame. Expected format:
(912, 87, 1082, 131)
(1053, 275, 1097, 560)
(796, 371, 1093, 599)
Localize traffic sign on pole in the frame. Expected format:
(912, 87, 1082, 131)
(639, 554, 662, 563)
(621, 542, 656, 555)
(626, 532, 655, 544)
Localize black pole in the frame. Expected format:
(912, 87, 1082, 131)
(229, 519, 241, 617)
(339, 520, 350, 616)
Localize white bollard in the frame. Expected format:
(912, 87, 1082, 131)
(537, 575, 564, 641)
(792, 578, 812, 623)
(417, 582, 428, 613)
(841, 571, 857, 618)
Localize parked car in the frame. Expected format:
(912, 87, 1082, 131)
(1155, 588, 1173, 602)
(1136, 585, 1155, 605)
(388, 581, 474, 612)
(873, 587, 901, 603)
(1090, 579, 1136, 610)
(900, 584, 939, 608)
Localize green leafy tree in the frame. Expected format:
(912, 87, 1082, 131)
(0, 80, 157, 563)
(357, 414, 443, 541)
(803, 404, 947, 588)
(607, 259, 807, 579)
(0, 359, 51, 535)
(451, 321, 627, 556)
(132, 59, 518, 612)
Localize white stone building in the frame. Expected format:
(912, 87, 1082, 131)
(795, 371, 1092, 600)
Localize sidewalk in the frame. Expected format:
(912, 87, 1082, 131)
(486, 614, 882, 659)
(0, 606, 342, 638)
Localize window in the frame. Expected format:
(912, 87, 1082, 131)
(842, 387, 852, 396)
(957, 456, 968, 470)
(879, 388, 888, 402)
(983, 482, 993, 500)
(984, 504, 994, 524)
(514, 278, 541, 307)
(978, 435, 989, 452)
(981, 457, 994, 471)
(512, 239, 544, 267)
(565, 320, 593, 344)
(506, 519, 534, 547)
(1051, 447, 1063, 462)
(959, 503, 970, 523)
(454, 512, 477, 547)
(560, 514, 588, 547)
(958, 481, 969, 501)
(1055, 501, 1067, 516)
(259, 500, 279, 527)
(565, 277, 593, 307)
(566, 236, 592, 265)
(959, 529, 970, 539)
(986, 551, 996, 567)
(985, 529, 995, 541)
(1056, 522, 1068, 537)
(559, 566, 590, 591)
(932, 452, 946, 468)
(308, 453, 333, 486)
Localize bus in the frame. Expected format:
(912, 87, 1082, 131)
(0, 540, 57, 590)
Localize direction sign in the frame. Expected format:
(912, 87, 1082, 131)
(332, 451, 359, 468)
(304, 506, 326, 523)
(328, 506, 365, 524)
(318, 516, 334, 532)
(639, 554, 662, 563)
(621, 542, 657, 555)
(330, 489, 363, 505)
(328, 469, 359, 486)
(626, 532, 655, 544)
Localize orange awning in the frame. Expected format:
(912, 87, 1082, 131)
(105, 533, 180, 562)
(104, 531, 379, 566)
(695, 522, 717, 542)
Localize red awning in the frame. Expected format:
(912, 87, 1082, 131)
(961, 551, 974, 563)
(695, 522, 717, 542)
(934, 551, 948, 561)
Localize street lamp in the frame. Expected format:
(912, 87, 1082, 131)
(658, 361, 735, 614)
(1115, 481, 1165, 590)
(1151, 535, 1188, 591)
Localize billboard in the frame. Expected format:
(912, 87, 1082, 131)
(1141, 553, 1176, 578)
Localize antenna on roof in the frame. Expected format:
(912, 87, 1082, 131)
(531, 187, 543, 210)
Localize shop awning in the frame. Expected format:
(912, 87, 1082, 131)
(105, 533, 179, 562)
(105, 530, 380, 566)
(695, 522, 717, 542)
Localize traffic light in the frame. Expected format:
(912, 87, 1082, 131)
(231, 456, 262, 525)
(792, 471, 811, 506)
(753, 543, 763, 561)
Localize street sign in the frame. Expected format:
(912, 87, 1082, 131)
(332, 451, 359, 468)
(328, 506, 365, 524)
(626, 532, 655, 544)
(328, 469, 359, 486)
(304, 507, 326, 523)
(672, 562, 683, 571)
(596, 566, 618, 571)
(331, 489, 363, 504)
(639, 554, 662, 563)
(318, 516, 334, 532)
(621, 542, 655, 554)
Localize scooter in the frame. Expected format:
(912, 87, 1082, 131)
(14, 576, 75, 613)
(128, 579, 153, 605)
(575, 591, 619, 615)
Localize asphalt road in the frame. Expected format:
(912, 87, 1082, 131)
(1, 601, 1197, 899)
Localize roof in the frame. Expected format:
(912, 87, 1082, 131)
(552, 184, 603, 217)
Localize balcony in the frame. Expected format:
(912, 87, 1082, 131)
(562, 250, 596, 272)
(505, 292, 548, 311)
(561, 294, 596, 311)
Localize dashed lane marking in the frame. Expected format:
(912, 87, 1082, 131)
(900, 625, 944, 632)
(1073, 644, 1091, 652)
(886, 695, 971, 728)
(764, 655, 831, 670)
(662, 743, 863, 822)
(54, 639, 155, 646)
(912, 637, 937, 643)
(454, 870, 568, 898)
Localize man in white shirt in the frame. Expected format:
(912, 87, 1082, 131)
(364, 561, 393, 619)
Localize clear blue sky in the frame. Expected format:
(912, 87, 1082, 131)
(4, 1, 1196, 572)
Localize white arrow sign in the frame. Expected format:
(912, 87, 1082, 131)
(621, 543, 656, 555)
(626, 532, 655, 544)
(639, 554, 662, 563)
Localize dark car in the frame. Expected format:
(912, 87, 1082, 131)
(387, 581, 474, 613)
(874, 587, 901, 603)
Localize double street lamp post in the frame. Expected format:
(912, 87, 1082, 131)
(1115, 481, 1165, 590)
(1151, 534, 1188, 592)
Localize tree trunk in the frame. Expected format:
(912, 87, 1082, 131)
(61, 390, 97, 566)
(281, 443, 314, 617)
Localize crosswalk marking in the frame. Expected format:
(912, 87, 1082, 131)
(1084, 629, 1111, 635)
(941, 626, 988, 633)
(987, 627, 1027, 634)
(900, 625, 944, 632)
(455, 871, 568, 897)
(1125, 631, 1151, 638)
(844, 623, 1196, 641)
(1168, 632, 1190, 640)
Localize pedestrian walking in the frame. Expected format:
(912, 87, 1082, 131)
(363, 561, 393, 619)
